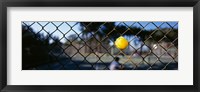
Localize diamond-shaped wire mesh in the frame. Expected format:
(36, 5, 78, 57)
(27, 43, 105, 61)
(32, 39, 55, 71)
(22, 22, 178, 70)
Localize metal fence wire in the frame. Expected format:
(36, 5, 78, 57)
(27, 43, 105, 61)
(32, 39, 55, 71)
(22, 22, 178, 70)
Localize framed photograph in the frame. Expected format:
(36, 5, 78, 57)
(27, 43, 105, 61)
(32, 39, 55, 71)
(0, 0, 199, 92)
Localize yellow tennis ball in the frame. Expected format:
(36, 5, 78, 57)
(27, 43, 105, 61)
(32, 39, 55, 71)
(115, 36, 128, 50)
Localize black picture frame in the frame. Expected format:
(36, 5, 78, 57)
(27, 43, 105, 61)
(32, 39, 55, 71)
(0, 0, 199, 92)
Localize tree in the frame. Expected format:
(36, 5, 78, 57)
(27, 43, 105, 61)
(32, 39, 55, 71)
(22, 25, 60, 69)
(79, 22, 105, 53)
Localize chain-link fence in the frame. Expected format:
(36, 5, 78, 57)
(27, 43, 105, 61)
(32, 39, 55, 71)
(22, 22, 178, 70)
